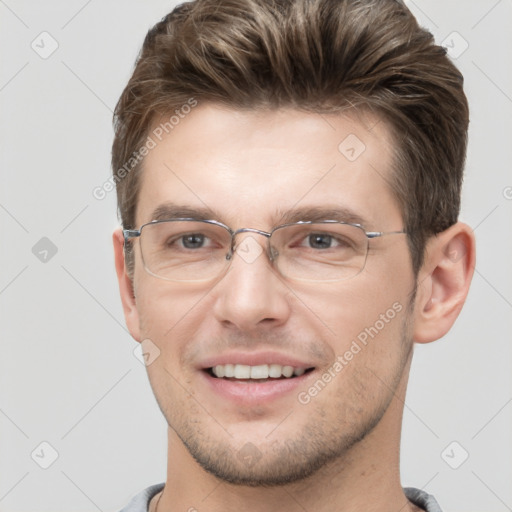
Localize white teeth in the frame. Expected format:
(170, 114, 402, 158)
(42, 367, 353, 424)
(268, 364, 282, 378)
(211, 363, 309, 379)
(214, 365, 225, 378)
(234, 364, 251, 379)
(224, 364, 235, 378)
(282, 365, 294, 378)
(250, 365, 269, 379)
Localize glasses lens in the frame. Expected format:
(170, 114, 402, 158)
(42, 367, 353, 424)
(271, 222, 368, 281)
(139, 221, 232, 281)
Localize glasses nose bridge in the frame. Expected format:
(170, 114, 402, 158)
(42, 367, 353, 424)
(229, 227, 273, 260)
(232, 227, 272, 240)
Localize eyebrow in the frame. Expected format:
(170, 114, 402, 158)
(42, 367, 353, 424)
(148, 203, 369, 228)
(150, 204, 219, 222)
(276, 206, 368, 227)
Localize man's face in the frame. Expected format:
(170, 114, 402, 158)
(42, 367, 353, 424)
(126, 104, 416, 485)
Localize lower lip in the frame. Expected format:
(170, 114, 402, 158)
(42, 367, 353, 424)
(201, 370, 314, 405)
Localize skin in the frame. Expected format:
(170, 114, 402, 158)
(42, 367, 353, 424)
(113, 104, 475, 512)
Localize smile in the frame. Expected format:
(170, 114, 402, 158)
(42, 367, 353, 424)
(209, 363, 314, 380)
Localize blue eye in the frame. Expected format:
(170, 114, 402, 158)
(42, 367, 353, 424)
(308, 233, 333, 249)
(180, 233, 206, 249)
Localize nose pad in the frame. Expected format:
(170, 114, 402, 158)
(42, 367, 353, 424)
(269, 245, 279, 262)
(225, 235, 238, 261)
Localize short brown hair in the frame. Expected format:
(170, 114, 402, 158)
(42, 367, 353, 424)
(112, 0, 469, 274)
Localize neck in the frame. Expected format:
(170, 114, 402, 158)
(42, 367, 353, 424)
(156, 358, 419, 512)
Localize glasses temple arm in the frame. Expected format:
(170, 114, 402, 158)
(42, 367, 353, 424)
(365, 230, 407, 239)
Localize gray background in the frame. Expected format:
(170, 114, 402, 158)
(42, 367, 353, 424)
(1, 1, 511, 511)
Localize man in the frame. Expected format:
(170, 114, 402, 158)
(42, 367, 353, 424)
(111, 0, 475, 510)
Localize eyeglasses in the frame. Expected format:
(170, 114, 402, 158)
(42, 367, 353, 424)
(123, 218, 406, 283)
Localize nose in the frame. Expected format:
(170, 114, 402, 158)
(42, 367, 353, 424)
(212, 233, 292, 331)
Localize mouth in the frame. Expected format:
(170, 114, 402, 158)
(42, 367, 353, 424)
(198, 351, 319, 404)
(206, 363, 315, 382)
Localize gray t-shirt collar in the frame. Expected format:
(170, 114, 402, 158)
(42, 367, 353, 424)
(119, 483, 442, 512)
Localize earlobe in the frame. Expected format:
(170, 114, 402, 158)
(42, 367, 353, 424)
(413, 222, 476, 344)
(113, 228, 142, 342)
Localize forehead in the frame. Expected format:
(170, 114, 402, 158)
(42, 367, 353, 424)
(136, 104, 402, 230)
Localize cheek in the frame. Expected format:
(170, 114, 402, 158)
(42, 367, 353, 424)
(134, 278, 217, 359)
(289, 275, 410, 348)
(302, 286, 411, 397)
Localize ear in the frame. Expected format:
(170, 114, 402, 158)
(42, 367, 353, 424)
(113, 228, 142, 342)
(413, 222, 476, 344)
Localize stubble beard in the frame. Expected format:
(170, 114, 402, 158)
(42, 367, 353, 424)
(150, 296, 416, 487)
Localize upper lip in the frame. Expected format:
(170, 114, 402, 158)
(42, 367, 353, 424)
(199, 351, 316, 370)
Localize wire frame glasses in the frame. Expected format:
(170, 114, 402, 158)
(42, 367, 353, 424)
(123, 218, 406, 283)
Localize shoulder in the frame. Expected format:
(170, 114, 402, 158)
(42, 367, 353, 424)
(118, 483, 165, 512)
(404, 487, 443, 512)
